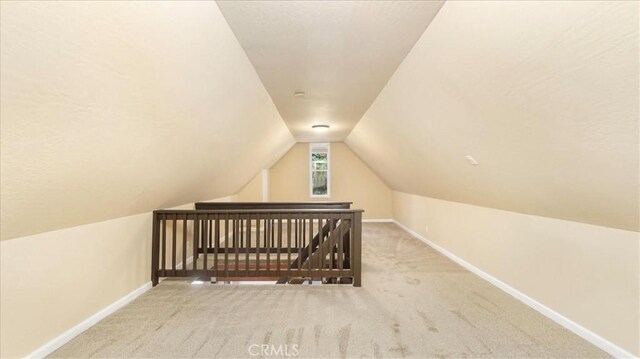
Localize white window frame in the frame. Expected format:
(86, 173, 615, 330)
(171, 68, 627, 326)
(309, 143, 330, 198)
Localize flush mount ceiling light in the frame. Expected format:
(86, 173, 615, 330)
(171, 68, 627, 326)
(293, 91, 306, 98)
(312, 124, 330, 132)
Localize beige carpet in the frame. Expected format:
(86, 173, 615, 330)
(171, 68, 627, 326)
(50, 223, 608, 358)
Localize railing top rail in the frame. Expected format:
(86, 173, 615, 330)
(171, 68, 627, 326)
(194, 201, 352, 210)
(154, 208, 364, 215)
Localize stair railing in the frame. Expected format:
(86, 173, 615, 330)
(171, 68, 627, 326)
(151, 205, 362, 287)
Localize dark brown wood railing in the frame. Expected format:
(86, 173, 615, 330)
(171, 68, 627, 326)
(195, 201, 352, 210)
(151, 206, 362, 287)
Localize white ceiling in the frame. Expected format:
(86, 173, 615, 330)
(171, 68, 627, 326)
(217, 0, 444, 142)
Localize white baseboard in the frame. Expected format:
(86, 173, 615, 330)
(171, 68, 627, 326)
(392, 220, 637, 359)
(27, 281, 152, 359)
(362, 219, 394, 223)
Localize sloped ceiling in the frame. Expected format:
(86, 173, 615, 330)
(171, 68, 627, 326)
(0, 1, 295, 240)
(217, 0, 444, 142)
(346, 1, 639, 231)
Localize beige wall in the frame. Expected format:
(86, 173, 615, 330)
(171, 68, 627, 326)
(235, 170, 266, 202)
(269, 143, 392, 219)
(346, 1, 639, 231)
(392, 191, 639, 356)
(0, 196, 232, 358)
(0, 1, 295, 240)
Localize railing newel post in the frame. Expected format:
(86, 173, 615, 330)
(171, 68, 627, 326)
(151, 212, 160, 286)
(352, 211, 362, 287)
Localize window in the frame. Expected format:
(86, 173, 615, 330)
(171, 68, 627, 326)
(310, 143, 330, 197)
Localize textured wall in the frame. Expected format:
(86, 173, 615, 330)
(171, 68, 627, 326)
(347, 1, 639, 231)
(235, 170, 266, 202)
(268, 143, 392, 219)
(0, 1, 295, 240)
(393, 192, 639, 356)
(0, 196, 233, 358)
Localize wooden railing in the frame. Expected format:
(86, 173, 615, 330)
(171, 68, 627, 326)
(195, 201, 352, 210)
(151, 205, 363, 287)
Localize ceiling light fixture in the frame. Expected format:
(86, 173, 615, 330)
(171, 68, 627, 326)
(294, 91, 306, 98)
(312, 124, 330, 132)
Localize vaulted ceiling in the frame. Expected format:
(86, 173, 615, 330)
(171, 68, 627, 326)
(1, 0, 637, 240)
(217, 0, 444, 142)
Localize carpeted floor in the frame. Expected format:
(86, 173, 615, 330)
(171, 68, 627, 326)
(50, 223, 608, 358)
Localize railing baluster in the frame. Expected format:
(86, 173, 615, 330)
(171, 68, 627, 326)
(277, 213, 282, 275)
(235, 213, 240, 273)
(266, 213, 271, 275)
(299, 217, 303, 277)
(214, 214, 219, 280)
(331, 215, 337, 276)
(271, 218, 275, 248)
(224, 214, 229, 279)
(308, 215, 313, 281)
(182, 218, 187, 275)
(287, 212, 292, 281)
(193, 215, 199, 272)
(338, 215, 344, 277)
(344, 216, 351, 274)
(295, 217, 298, 249)
(256, 212, 261, 276)
(208, 216, 213, 252)
(318, 214, 323, 278)
(210, 216, 213, 266)
(172, 214, 177, 276)
(245, 215, 250, 277)
(203, 215, 209, 280)
(239, 217, 243, 248)
(161, 215, 166, 273)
